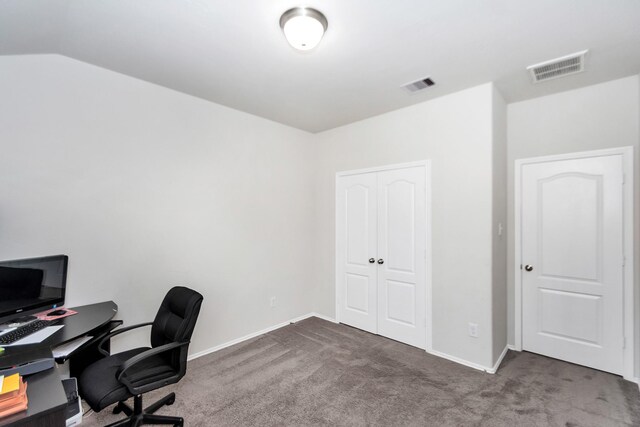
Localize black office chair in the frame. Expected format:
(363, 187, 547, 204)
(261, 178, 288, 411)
(79, 286, 203, 427)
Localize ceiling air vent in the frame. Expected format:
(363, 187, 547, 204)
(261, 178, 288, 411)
(527, 50, 588, 83)
(403, 77, 435, 93)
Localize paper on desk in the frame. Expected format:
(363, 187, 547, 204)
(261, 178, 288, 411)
(52, 335, 92, 358)
(2, 325, 64, 346)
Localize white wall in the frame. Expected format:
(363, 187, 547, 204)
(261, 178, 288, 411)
(0, 54, 317, 355)
(507, 75, 640, 376)
(314, 83, 500, 369)
(3, 54, 636, 376)
(491, 87, 508, 365)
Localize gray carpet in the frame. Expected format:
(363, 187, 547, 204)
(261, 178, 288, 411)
(82, 317, 640, 426)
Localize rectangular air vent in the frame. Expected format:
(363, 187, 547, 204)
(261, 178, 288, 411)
(403, 77, 435, 92)
(527, 50, 588, 83)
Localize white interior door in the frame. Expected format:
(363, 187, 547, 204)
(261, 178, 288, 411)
(377, 167, 426, 349)
(521, 155, 624, 374)
(337, 165, 427, 349)
(336, 173, 378, 334)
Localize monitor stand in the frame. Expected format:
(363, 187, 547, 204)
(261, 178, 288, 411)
(10, 314, 37, 323)
(1, 315, 37, 327)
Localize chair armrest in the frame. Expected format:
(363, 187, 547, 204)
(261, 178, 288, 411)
(97, 322, 153, 357)
(116, 341, 190, 395)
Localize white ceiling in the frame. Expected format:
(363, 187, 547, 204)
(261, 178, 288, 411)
(1, 1, 639, 133)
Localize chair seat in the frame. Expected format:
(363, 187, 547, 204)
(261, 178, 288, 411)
(79, 347, 175, 411)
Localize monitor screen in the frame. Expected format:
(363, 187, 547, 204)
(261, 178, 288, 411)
(0, 255, 68, 321)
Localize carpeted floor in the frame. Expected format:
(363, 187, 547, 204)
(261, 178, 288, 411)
(82, 317, 640, 426)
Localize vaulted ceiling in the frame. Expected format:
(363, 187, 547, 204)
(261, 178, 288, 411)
(1, 0, 639, 132)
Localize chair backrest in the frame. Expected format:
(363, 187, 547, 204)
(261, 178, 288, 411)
(150, 286, 203, 369)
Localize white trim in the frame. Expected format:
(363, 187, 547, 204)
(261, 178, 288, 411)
(426, 349, 493, 373)
(336, 160, 428, 177)
(187, 312, 333, 361)
(187, 311, 508, 377)
(334, 173, 341, 325)
(514, 157, 523, 352)
(425, 161, 433, 352)
(621, 148, 635, 382)
(507, 344, 518, 351)
(310, 312, 338, 324)
(335, 160, 432, 351)
(513, 146, 635, 380)
(487, 346, 509, 374)
(426, 345, 507, 375)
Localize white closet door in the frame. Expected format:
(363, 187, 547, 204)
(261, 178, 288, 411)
(521, 155, 624, 374)
(376, 166, 426, 349)
(336, 173, 378, 334)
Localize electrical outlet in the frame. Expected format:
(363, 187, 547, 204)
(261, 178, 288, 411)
(468, 322, 478, 338)
(270, 297, 277, 308)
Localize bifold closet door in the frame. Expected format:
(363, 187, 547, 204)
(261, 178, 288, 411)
(376, 167, 426, 349)
(336, 172, 378, 334)
(337, 165, 427, 349)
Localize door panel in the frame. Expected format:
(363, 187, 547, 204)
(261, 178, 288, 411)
(377, 167, 426, 349)
(345, 273, 370, 313)
(538, 289, 601, 345)
(337, 173, 377, 333)
(522, 155, 623, 374)
(346, 185, 371, 266)
(384, 179, 416, 273)
(385, 280, 416, 325)
(539, 173, 601, 281)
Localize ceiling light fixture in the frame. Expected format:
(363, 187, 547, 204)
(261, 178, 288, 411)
(279, 7, 328, 51)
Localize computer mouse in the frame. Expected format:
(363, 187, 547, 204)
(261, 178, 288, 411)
(48, 309, 67, 316)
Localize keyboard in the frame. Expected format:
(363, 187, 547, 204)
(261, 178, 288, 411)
(0, 320, 51, 345)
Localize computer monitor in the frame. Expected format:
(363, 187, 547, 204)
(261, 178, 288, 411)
(0, 255, 68, 323)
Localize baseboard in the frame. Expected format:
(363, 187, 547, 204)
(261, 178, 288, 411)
(426, 345, 508, 375)
(188, 314, 508, 376)
(486, 346, 509, 374)
(309, 312, 338, 323)
(426, 348, 494, 374)
(507, 344, 518, 351)
(187, 312, 335, 361)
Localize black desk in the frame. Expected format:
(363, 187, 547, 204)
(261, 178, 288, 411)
(0, 301, 120, 427)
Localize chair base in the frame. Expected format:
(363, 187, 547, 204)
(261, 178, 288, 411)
(106, 392, 182, 427)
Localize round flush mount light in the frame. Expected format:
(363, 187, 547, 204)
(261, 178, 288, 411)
(279, 7, 328, 51)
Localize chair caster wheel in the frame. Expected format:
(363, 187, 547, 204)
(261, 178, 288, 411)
(113, 405, 122, 414)
(174, 418, 183, 427)
(166, 397, 175, 406)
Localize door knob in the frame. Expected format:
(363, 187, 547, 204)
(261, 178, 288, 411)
(524, 265, 533, 272)
(377, 259, 384, 264)
(369, 258, 375, 263)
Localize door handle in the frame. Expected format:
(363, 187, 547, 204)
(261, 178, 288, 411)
(524, 265, 533, 272)
(377, 259, 384, 264)
(369, 258, 375, 263)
